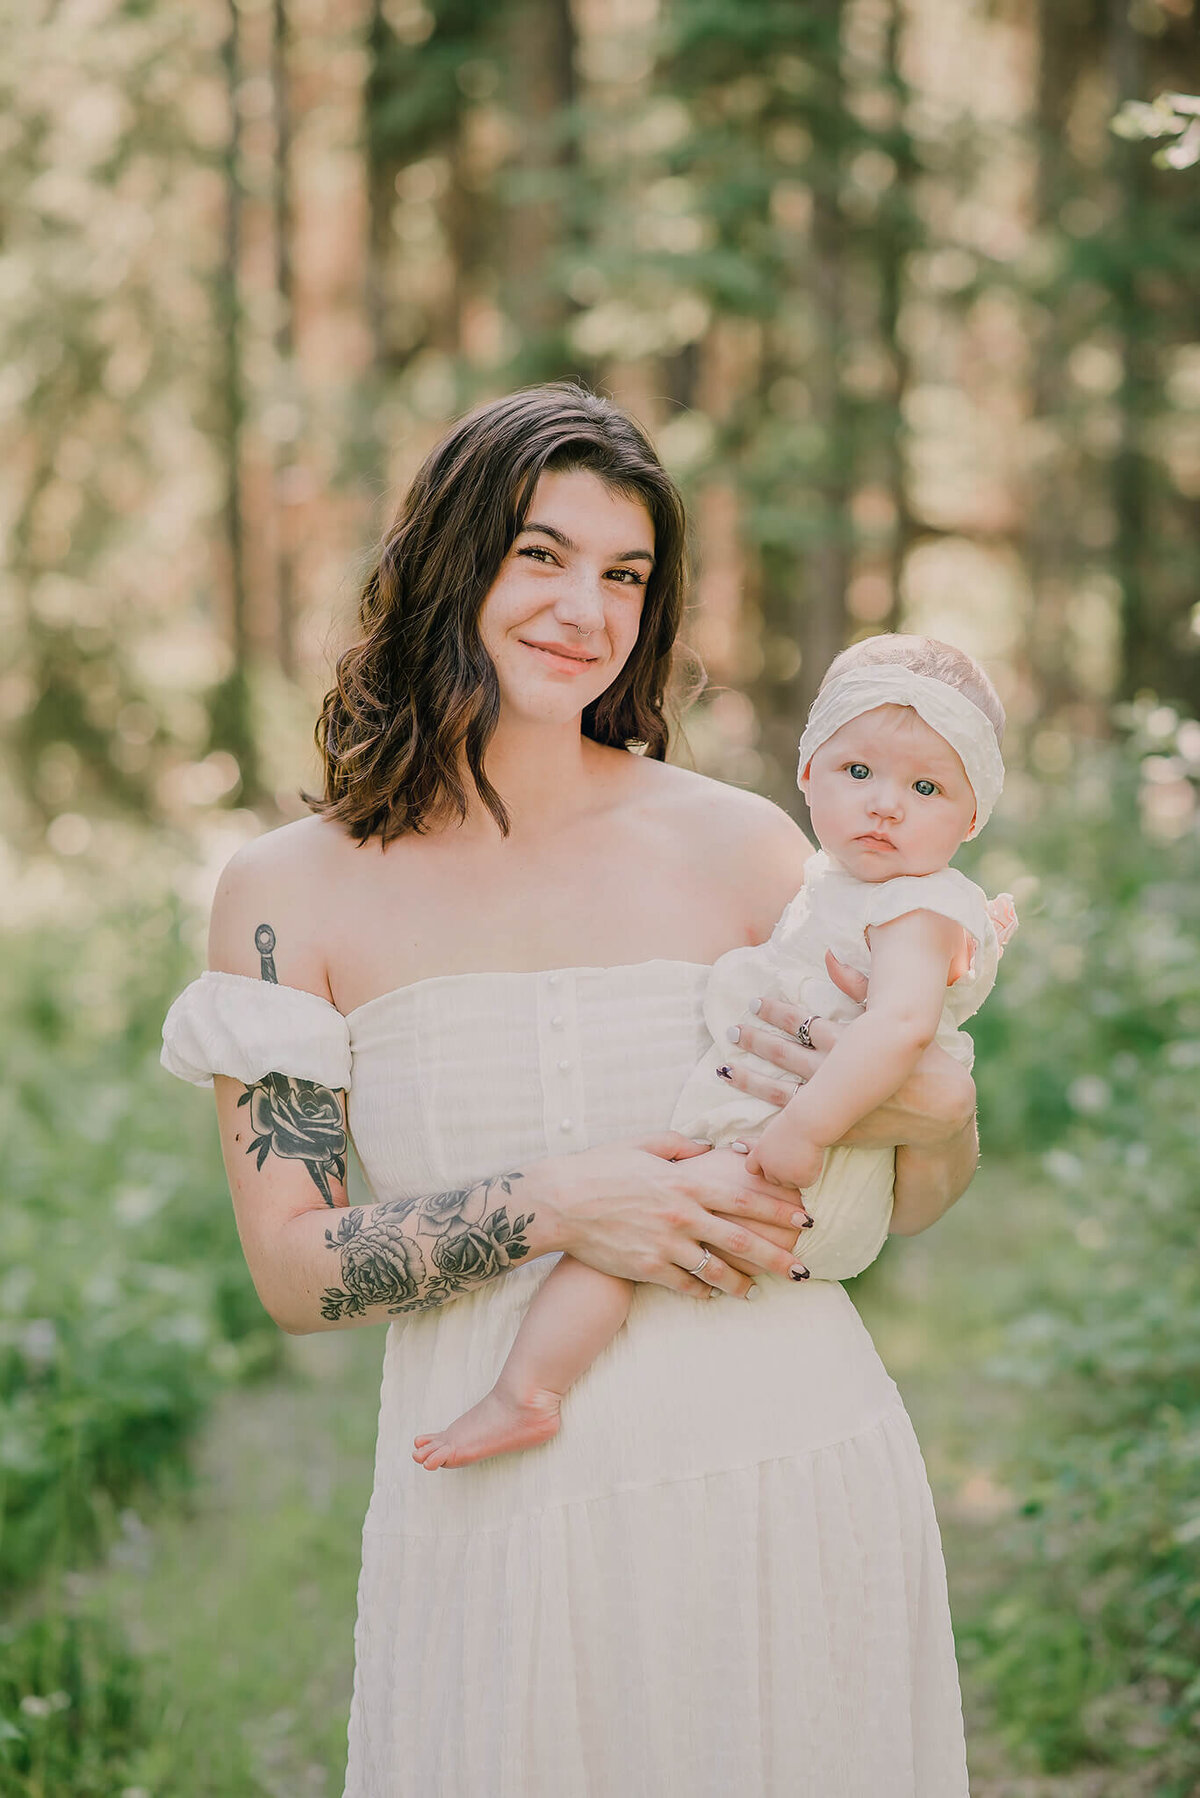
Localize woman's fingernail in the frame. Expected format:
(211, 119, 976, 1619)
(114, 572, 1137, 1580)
(715, 1065, 733, 1082)
(730, 1140, 750, 1155)
(750, 999, 762, 1014)
(725, 1025, 740, 1045)
(791, 1211, 808, 1228)
(789, 1265, 810, 1281)
(690, 1137, 712, 1146)
(745, 1283, 762, 1302)
(800, 1215, 815, 1230)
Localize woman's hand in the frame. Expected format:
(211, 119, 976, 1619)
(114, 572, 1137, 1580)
(542, 1134, 812, 1300)
(719, 957, 976, 1154)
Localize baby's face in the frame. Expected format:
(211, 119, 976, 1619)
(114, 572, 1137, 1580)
(801, 703, 978, 882)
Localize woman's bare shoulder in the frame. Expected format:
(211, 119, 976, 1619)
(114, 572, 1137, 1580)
(631, 759, 813, 932)
(635, 757, 807, 847)
(207, 814, 355, 995)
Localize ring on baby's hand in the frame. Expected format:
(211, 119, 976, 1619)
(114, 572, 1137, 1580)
(796, 1015, 816, 1049)
(689, 1250, 713, 1280)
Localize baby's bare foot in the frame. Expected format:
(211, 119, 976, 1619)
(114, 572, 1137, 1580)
(413, 1384, 562, 1470)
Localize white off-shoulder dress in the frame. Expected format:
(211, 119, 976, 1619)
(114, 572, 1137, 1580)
(162, 961, 969, 1798)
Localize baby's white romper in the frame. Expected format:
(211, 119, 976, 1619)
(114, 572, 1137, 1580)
(671, 850, 1001, 1280)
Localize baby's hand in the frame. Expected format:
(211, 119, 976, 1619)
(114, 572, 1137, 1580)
(745, 1114, 825, 1192)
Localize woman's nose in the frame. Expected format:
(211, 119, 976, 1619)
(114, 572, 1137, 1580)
(554, 569, 607, 635)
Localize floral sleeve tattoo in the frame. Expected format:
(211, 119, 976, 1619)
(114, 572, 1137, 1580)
(319, 1173, 534, 1321)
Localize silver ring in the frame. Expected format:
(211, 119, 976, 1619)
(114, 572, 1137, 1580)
(689, 1250, 713, 1280)
(796, 1015, 816, 1049)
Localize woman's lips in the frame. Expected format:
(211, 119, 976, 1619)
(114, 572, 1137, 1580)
(520, 639, 600, 672)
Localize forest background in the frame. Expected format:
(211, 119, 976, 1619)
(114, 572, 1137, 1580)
(2, 0, 1200, 1793)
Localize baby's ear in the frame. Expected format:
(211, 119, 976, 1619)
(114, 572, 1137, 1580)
(797, 758, 813, 795)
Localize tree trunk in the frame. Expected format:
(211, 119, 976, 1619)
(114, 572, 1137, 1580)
(1107, 0, 1150, 700)
(801, 2, 850, 721)
(212, 0, 260, 800)
(504, 0, 579, 374)
(878, 0, 913, 634)
(271, 0, 297, 680)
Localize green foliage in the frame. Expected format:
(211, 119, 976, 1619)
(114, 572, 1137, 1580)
(0, 1612, 150, 1798)
(0, 5, 220, 833)
(0, 889, 276, 1601)
(966, 727, 1199, 1154)
(1113, 92, 1200, 170)
(957, 713, 1200, 1785)
(0, 876, 282, 1789)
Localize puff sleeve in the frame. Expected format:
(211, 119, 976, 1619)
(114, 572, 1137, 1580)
(161, 971, 352, 1091)
(858, 868, 1001, 1034)
(857, 868, 992, 948)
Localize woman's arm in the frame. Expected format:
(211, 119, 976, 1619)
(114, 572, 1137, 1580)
(889, 1112, 979, 1236)
(215, 1073, 816, 1334)
(208, 995, 818, 1331)
(715, 983, 979, 1228)
(216, 1071, 552, 1332)
(726, 1001, 977, 1150)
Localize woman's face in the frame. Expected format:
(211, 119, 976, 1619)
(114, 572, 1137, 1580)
(478, 468, 654, 728)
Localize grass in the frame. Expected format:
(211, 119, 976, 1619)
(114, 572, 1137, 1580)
(859, 1165, 1147, 1798)
(85, 1329, 380, 1798)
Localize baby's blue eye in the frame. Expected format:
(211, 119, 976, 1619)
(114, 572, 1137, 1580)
(913, 779, 938, 797)
(848, 763, 870, 780)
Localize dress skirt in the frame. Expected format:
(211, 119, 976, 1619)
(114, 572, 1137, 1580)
(343, 1259, 969, 1798)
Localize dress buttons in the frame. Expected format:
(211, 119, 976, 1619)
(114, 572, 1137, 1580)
(547, 973, 559, 988)
(560, 1118, 573, 1132)
(550, 1015, 565, 1030)
(557, 1059, 570, 1073)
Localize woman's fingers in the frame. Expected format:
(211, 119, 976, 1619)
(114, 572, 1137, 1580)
(639, 1131, 713, 1161)
(730, 1019, 822, 1078)
(688, 1151, 809, 1231)
(679, 1251, 751, 1300)
(746, 997, 842, 1055)
(657, 1264, 723, 1300)
(717, 1054, 804, 1112)
(693, 1213, 807, 1282)
(824, 950, 868, 1004)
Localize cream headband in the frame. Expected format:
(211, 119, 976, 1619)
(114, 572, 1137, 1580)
(796, 665, 1005, 838)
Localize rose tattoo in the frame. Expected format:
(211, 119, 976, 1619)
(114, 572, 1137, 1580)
(238, 1071, 347, 1205)
(319, 1174, 533, 1322)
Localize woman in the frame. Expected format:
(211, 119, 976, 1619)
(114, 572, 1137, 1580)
(162, 385, 978, 1796)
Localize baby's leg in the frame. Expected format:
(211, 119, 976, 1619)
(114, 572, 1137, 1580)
(413, 1258, 634, 1470)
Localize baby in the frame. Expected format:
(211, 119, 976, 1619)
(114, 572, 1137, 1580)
(414, 633, 1016, 1471)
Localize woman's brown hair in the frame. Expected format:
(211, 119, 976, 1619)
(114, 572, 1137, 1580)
(310, 383, 688, 844)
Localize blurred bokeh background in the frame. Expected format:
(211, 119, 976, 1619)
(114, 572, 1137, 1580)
(2, 2, 1200, 1793)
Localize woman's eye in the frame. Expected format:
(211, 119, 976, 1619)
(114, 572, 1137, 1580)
(518, 545, 557, 564)
(606, 567, 646, 587)
(913, 779, 939, 797)
(848, 763, 870, 780)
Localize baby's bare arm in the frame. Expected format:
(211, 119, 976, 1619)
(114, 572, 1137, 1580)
(748, 911, 961, 1185)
